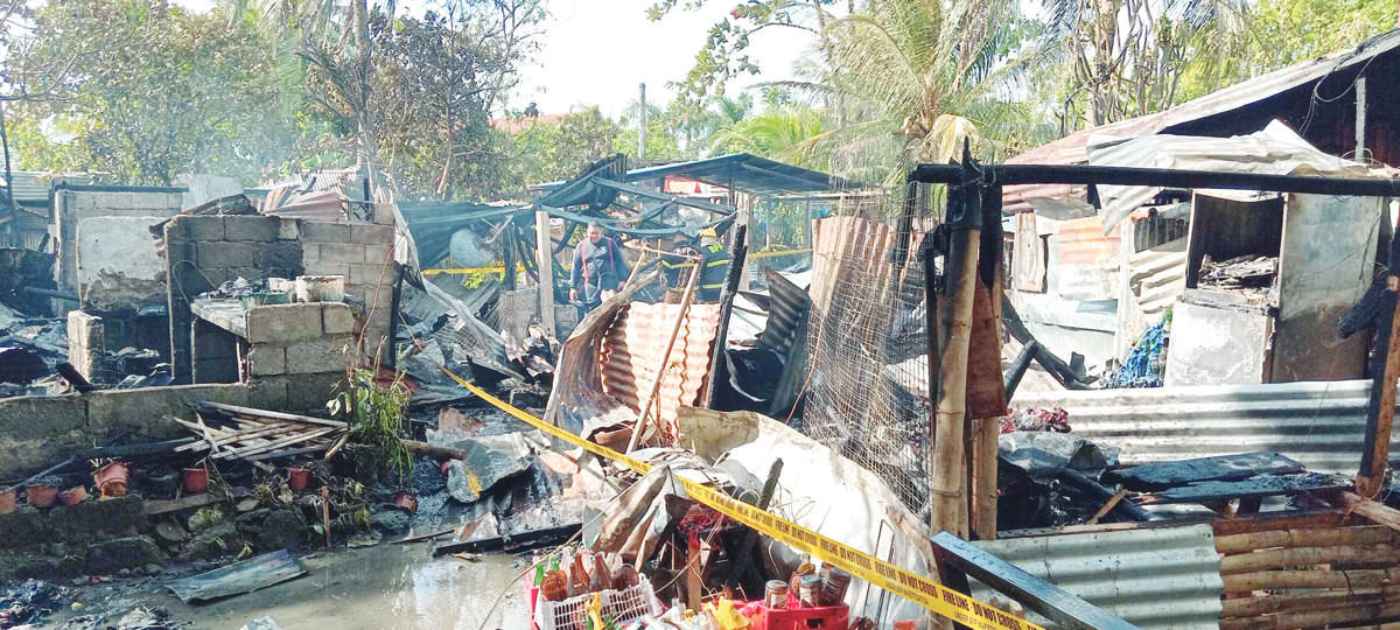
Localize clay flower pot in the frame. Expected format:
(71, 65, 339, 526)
(94, 461, 130, 498)
(287, 467, 312, 491)
(182, 468, 209, 495)
(26, 483, 58, 508)
(393, 491, 418, 513)
(0, 488, 16, 514)
(59, 486, 88, 506)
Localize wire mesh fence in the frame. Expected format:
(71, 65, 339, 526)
(798, 212, 937, 518)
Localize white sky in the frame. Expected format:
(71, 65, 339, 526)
(169, 0, 813, 118)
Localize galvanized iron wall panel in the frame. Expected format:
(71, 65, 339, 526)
(599, 302, 720, 429)
(973, 524, 1222, 629)
(1015, 379, 1394, 474)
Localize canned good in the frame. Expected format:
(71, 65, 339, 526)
(820, 566, 851, 606)
(765, 580, 790, 609)
(799, 574, 822, 607)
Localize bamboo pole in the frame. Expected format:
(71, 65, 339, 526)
(1220, 543, 1400, 574)
(1216, 526, 1396, 554)
(968, 271, 1004, 540)
(1213, 510, 1347, 537)
(1221, 600, 1400, 630)
(1333, 491, 1400, 532)
(1222, 585, 1400, 618)
(969, 417, 1000, 539)
(1223, 567, 1400, 592)
(625, 263, 700, 453)
(931, 227, 981, 538)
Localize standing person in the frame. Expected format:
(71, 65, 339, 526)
(569, 222, 629, 319)
(695, 227, 732, 301)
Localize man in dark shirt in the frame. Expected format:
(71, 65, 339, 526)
(569, 222, 629, 318)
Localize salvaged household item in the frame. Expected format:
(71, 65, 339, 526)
(94, 461, 130, 498)
(534, 575, 661, 630)
(0, 488, 15, 514)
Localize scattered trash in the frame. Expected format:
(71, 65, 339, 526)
(0, 580, 69, 628)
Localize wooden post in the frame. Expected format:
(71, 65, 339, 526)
(1357, 271, 1400, 496)
(535, 210, 557, 340)
(625, 263, 700, 453)
(931, 225, 980, 539)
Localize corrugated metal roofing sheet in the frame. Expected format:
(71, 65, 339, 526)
(622, 153, 859, 195)
(1014, 379, 1400, 474)
(973, 524, 1222, 629)
(0, 172, 93, 206)
(599, 302, 720, 429)
(760, 270, 810, 355)
(1127, 244, 1187, 316)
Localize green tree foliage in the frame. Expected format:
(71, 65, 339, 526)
(1177, 0, 1397, 102)
(7, 1, 298, 185)
(708, 105, 826, 167)
(369, 5, 542, 200)
(503, 108, 622, 189)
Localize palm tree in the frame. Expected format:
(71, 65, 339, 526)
(708, 106, 827, 167)
(820, 0, 1040, 183)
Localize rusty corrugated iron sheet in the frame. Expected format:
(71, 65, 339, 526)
(599, 302, 720, 431)
(1047, 214, 1120, 300)
(1003, 29, 1400, 209)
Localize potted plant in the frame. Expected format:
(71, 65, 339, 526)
(93, 460, 130, 498)
(26, 481, 58, 508)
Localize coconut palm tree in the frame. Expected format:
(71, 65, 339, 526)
(818, 0, 1044, 184)
(708, 105, 827, 168)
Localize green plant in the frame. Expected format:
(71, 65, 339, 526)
(328, 368, 412, 481)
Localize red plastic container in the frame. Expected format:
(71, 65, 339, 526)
(753, 602, 849, 630)
(183, 468, 209, 495)
(288, 467, 312, 491)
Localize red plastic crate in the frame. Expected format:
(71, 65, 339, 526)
(754, 602, 850, 630)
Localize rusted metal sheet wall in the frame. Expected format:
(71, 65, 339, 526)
(1271, 193, 1379, 382)
(599, 302, 720, 429)
(1048, 215, 1120, 301)
(973, 524, 1222, 629)
(1014, 379, 1399, 474)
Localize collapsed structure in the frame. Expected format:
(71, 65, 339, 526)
(3, 30, 1400, 630)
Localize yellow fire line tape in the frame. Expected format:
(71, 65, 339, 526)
(440, 368, 1043, 630)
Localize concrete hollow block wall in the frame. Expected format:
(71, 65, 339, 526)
(167, 215, 396, 407)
